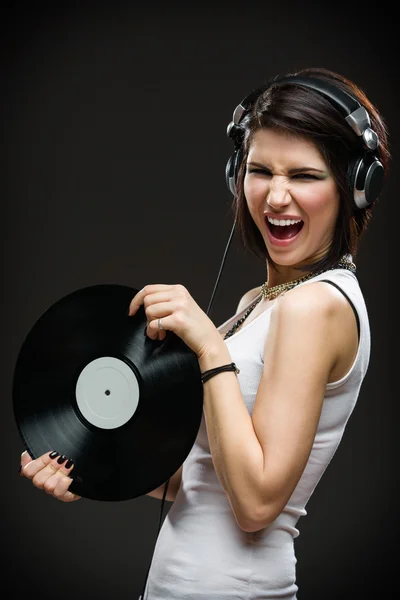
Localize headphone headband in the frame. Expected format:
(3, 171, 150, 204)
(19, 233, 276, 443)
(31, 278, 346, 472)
(271, 76, 379, 151)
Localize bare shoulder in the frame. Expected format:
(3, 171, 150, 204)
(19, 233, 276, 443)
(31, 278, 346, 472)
(269, 279, 358, 351)
(268, 279, 359, 384)
(275, 279, 353, 319)
(236, 286, 261, 313)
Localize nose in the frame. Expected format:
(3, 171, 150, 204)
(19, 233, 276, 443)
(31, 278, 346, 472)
(266, 176, 291, 209)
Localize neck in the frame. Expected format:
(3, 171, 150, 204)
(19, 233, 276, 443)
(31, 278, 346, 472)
(265, 263, 310, 288)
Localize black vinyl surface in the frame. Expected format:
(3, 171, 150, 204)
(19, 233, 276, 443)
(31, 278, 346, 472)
(13, 284, 203, 501)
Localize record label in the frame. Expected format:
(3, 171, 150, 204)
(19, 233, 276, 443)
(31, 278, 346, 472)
(75, 356, 140, 429)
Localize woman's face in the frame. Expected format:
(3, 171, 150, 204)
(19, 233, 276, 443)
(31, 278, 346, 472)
(244, 128, 340, 269)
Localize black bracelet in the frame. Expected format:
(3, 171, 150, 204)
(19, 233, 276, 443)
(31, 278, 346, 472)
(200, 362, 240, 384)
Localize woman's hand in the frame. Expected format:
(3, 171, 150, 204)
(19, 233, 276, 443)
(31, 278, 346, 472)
(20, 450, 81, 503)
(128, 284, 225, 360)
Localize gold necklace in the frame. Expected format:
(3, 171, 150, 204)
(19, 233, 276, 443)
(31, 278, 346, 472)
(223, 256, 356, 340)
(260, 256, 355, 300)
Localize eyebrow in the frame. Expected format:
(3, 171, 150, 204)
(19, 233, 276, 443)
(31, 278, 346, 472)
(247, 161, 326, 174)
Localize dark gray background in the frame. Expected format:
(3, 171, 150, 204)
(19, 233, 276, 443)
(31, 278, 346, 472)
(2, 3, 398, 599)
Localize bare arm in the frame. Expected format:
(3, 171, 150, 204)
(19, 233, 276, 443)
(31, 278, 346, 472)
(198, 281, 357, 532)
(146, 465, 183, 502)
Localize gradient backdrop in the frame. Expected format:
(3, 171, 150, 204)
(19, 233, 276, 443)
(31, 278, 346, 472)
(2, 3, 398, 599)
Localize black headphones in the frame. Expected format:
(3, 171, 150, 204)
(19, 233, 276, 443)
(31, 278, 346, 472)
(226, 75, 384, 209)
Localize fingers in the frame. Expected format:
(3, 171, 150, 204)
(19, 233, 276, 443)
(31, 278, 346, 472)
(129, 285, 190, 342)
(50, 476, 81, 503)
(144, 301, 174, 341)
(128, 285, 164, 316)
(22, 450, 58, 479)
(41, 457, 81, 503)
(20, 450, 32, 473)
(21, 450, 81, 503)
(128, 284, 180, 317)
(146, 314, 174, 341)
(129, 288, 172, 341)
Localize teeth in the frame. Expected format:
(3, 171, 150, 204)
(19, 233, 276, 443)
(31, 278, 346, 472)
(267, 217, 302, 226)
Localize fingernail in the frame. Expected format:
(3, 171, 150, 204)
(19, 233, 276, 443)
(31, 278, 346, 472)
(65, 459, 74, 469)
(49, 451, 59, 459)
(57, 455, 67, 464)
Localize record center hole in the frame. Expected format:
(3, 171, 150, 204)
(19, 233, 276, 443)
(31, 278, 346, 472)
(104, 390, 111, 396)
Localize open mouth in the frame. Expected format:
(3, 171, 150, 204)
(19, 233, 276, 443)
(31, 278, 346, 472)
(266, 216, 304, 240)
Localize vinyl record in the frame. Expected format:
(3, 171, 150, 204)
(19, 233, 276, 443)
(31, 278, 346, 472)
(13, 284, 204, 501)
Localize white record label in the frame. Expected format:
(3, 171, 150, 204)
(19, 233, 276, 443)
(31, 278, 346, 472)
(75, 356, 140, 429)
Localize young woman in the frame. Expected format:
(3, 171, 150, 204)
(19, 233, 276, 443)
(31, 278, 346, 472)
(20, 67, 390, 599)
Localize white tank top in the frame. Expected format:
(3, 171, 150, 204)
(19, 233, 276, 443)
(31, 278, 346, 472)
(145, 267, 370, 599)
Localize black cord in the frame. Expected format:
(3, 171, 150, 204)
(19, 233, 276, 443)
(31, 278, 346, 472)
(139, 219, 236, 599)
(206, 220, 236, 318)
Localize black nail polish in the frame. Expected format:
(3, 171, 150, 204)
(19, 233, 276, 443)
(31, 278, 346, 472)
(49, 451, 59, 459)
(65, 459, 74, 469)
(57, 455, 67, 464)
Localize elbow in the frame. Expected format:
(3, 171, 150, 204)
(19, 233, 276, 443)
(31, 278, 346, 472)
(236, 513, 272, 534)
(228, 471, 290, 532)
(234, 500, 281, 533)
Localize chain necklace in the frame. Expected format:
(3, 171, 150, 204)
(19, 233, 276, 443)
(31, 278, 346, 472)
(223, 256, 356, 340)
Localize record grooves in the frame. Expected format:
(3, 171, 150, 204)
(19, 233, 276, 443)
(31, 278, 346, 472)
(13, 284, 204, 501)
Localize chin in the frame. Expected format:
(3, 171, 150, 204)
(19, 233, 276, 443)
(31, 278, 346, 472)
(267, 251, 312, 272)
(266, 250, 300, 266)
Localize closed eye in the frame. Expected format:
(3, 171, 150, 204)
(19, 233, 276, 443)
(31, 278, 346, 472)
(246, 168, 320, 180)
(292, 173, 320, 180)
(246, 167, 271, 176)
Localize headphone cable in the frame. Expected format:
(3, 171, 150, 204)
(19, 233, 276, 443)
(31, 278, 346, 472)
(206, 219, 237, 318)
(138, 218, 237, 600)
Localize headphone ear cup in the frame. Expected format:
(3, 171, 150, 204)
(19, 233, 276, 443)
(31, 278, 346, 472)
(361, 156, 384, 208)
(226, 148, 243, 196)
(348, 154, 385, 209)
